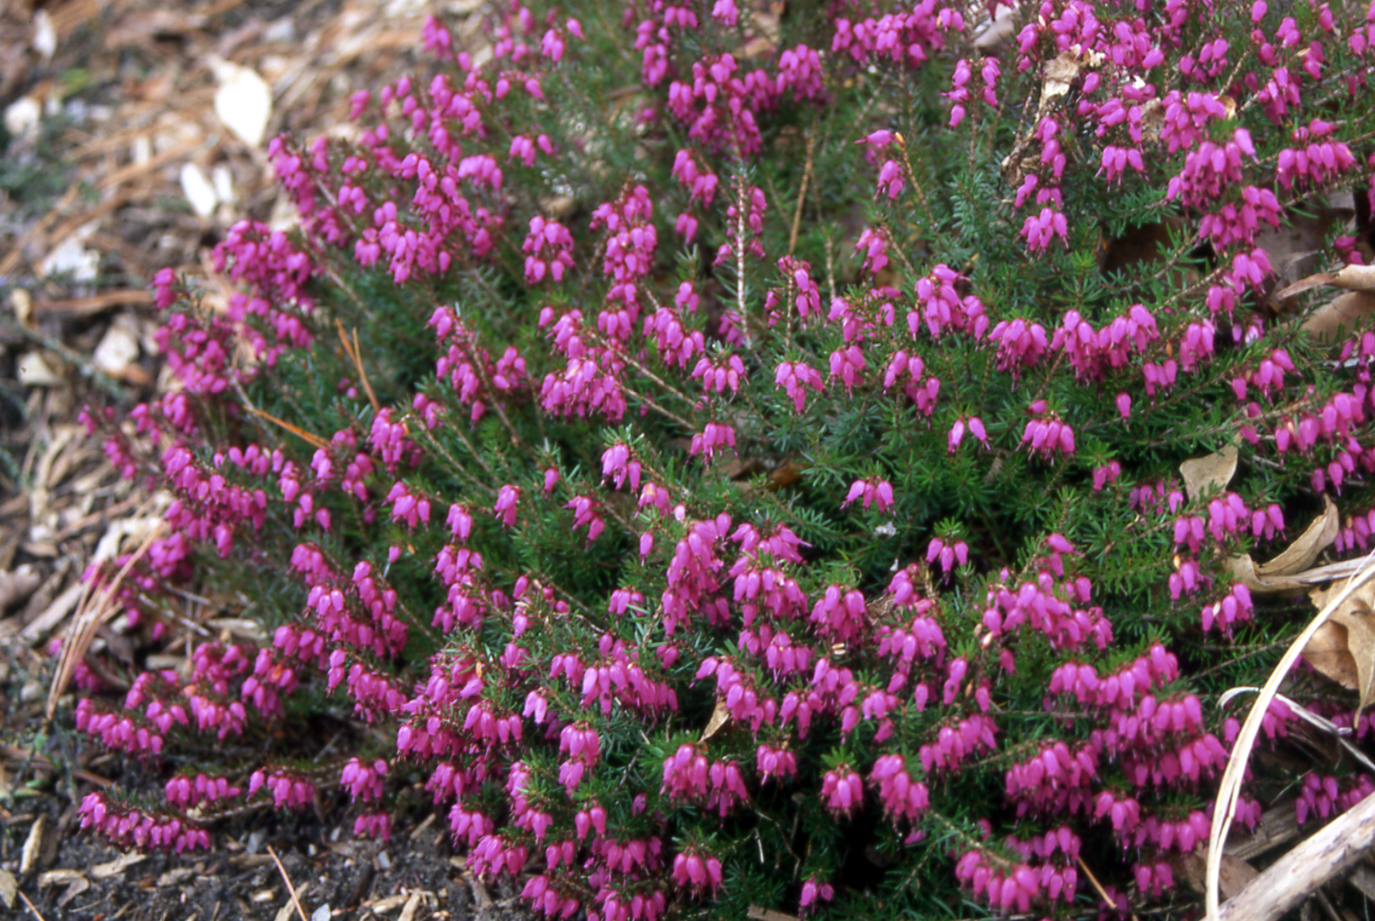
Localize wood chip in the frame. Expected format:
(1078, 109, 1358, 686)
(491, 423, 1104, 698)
(0, 566, 43, 610)
(158, 867, 196, 887)
(37, 868, 86, 886)
(407, 811, 437, 841)
(39, 868, 90, 908)
(0, 868, 16, 910)
(20, 814, 48, 875)
(91, 852, 148, 879)
(366, 893, 410, 912)
(20, 580, 84, 644)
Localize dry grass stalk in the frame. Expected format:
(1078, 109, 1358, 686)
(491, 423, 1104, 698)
(267, 845, 310, 921)
(44, 523, 165, 722)
(336, 318, 380, 413)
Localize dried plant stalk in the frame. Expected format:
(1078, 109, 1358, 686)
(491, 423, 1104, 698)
(45, 524, 165, 722)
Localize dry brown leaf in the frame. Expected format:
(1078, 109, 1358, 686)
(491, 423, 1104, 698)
(972, 3, 1019, 53)
(35, 869, 85, 888)
(1224, 554, 1304, 594)
(90, 852, 146, 879)
(1259, 227, 1330, 299)
(1307, 576, 1375, 713)
(1042, 50, 1084, 99)
(1225, 497, 1339, 594)
(701, 698, 731, 741)
(1206, 556, 1375, 920)
(1171, 847, 1260, 899)
(20, 815, 47, 875)
(1004, 50, 1101, 188)
(1300, 290, 1375, 339)
(748, 907, 802, 921)
(38, 868, 90, 908)
(157, 867, 195, 887)
(1335, 603, 1375, 712)
(1180, 444, 1238, 502)
(1279, 272, 1340, 300)
(1265, 192, 1357, 303)
(1304, 620, 1360, 690)
(1256, 495, 1338, 577)
(1282, 265, 1375, 301)
(1332, 264, 1375, 292)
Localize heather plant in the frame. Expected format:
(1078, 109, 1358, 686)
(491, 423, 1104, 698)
(68, 0, 1375, 919)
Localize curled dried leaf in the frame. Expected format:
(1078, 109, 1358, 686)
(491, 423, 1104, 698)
(1224, 497, 1339, 594)
(1332, 264, 1375, 292)
(1307, 577, 1375, 715)
(1303, 620, 1360, 691)
(1224, 554, 1306, 594)
(1256, 496, 1338, 578)
(1042, 50, 1084, 99)
(1300, 290, 1375, 340)
(1180, 444, 1238, 502)
(1280, 264, 1375, 301)
(700, 698, 731, 742)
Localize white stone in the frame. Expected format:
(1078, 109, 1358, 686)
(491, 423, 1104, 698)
(3, 96, 40, 139)
(32, 10, 56, 61)
(40, 235, 99, 281)
(17, 352, 61, 387)
(180, 162, 218, 217)
(92, 320, 140, 376)
(212, 164, 235, 204)
(209, 57, 273, 148)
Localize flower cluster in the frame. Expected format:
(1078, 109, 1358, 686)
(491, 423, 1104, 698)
(79, 792, 210, 853)
(71, 1, 1375, 920)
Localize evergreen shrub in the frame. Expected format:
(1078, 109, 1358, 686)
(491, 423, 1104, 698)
(73, 0, 1375, 917)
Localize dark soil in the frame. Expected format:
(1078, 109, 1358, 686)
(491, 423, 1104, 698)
(3, 786, 528, 920)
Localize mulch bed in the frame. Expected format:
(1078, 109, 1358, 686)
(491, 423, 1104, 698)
(1, 1, 509, 917)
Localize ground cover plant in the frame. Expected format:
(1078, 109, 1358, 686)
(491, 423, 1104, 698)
(68, 0, 1375, 919)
